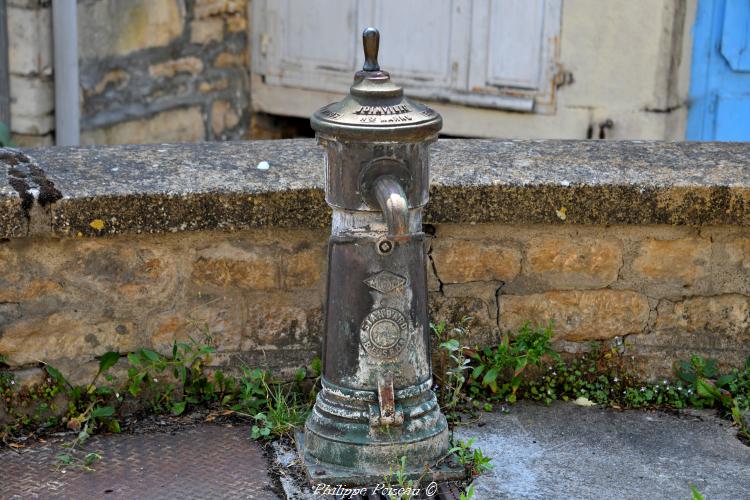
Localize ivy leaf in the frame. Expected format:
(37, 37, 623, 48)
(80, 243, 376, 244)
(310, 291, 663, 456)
(91, 406, 115, 418)
(172, 401, 186, 416)
(716, 374, 735, 388)
(45, 365, 68, 388)
(84, 452, 102, 466)
(98, 352, 120, 375)
(140, 349, 161, 362)
(440, 339, 461, 352)
(127, 353, 141, 366)
(482, 368, 498, 389)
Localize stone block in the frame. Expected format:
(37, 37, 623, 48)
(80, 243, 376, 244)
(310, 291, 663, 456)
(54, 240, 180, 309)
(9, 74, 54, 135)
(190, 18, 224, 44)
(442, 282, 501, 319)
(241, 299, 322, 349)
(210, 100, 240, 136)
(194, 0, 245, 19)
(653, 295, 750, 336)
(711, 236, 750, 294)
(226, 13, 247, 32)
(281, 245, 324, 289)
(499, 290, 650, 341)
(149, 57, 204, 78)
(7, 5, 52, 76)
(429, 293, 499, 346)
(149, 297, 244, 354)
(214, 51, 246, 68)
(198, 78, 230, 93)
(525, 237, 622, 289)
(629, 295, 750, 378)
(0, 239, 180, 325)
(427, 258, 441, 292)
(431, 239, 521, 284)
(9, 133, 54, 147)
(190, 242, 280, 290)
(78, 0, 185, 60)
(631, 237, 711, 296)
(0, 313, 139, 366)
(80, 106, 205, 145)
(84, 69, 131, 97)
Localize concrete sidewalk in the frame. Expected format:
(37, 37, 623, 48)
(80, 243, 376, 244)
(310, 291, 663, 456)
(455, 401, 750, 500)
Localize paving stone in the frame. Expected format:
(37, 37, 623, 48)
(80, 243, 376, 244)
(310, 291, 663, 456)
(455, 401, 750, 500)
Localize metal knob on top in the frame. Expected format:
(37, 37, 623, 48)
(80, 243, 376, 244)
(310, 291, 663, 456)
(310, 26, 441, 141)
(362, 27, 380, 71)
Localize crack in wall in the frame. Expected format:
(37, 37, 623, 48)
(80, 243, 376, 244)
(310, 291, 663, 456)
(494, 283, 504, 334)
(424, 224, 444, 296)
(642, 104, 685, 114)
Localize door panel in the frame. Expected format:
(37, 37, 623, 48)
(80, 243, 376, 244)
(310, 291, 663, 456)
(715, 96, 750, 140)
(487, 0, 545, 89)
(687, 0, 750, 140)
(283, 0, 356, 72)
(720, 0, 750, 72)
(367, 0, 455, 81)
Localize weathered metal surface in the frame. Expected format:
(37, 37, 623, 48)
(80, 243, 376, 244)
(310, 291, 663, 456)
(297, 432, 465, 489)
(310, 29, 441, 142)
(321, 141, 432, 212)
(0, 425, 279, 499)
(302, 27, 457, 483)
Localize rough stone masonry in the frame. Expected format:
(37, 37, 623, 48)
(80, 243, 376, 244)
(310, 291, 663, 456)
(1, 139, 749, 393)
(7, 0, 250, 146)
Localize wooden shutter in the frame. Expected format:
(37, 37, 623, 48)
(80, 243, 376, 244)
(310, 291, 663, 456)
(253, 0, 561, 112)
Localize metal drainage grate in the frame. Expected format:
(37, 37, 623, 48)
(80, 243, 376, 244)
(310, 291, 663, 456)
(0, 424, 280, 499)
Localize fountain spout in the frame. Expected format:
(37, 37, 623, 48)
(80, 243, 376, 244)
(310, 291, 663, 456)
(372, 175, 409, 239)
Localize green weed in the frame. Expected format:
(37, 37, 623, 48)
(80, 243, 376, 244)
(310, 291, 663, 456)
(449, 438, 493, 477)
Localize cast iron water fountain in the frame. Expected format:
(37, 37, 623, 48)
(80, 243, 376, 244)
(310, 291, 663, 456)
(299, 28, 464, 486)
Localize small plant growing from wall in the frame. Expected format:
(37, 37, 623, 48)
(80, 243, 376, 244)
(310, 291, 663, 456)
(430, 319, 750, 444)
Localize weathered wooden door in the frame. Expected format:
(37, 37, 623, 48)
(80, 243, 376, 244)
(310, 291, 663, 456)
(687, 0, 750, 140)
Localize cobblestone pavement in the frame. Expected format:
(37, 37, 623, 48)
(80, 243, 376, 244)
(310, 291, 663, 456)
(0, 424, 280, 499)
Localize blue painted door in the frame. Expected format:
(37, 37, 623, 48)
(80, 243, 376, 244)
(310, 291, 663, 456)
(687, 0, 750, 140)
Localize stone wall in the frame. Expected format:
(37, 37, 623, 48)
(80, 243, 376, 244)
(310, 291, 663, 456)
(2, 139, 750, 388)
(79, 0, 250, 144)
(0, 228, 327, 386)
(2, 223, 748, 389)
(6, 0, 250, 146)
(429, 224, 750, 378)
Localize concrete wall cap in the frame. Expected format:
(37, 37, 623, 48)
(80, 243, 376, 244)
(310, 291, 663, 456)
(2, 139, 750, 238)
